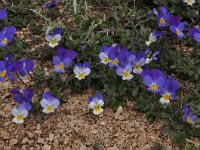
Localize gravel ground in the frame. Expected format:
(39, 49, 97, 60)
(0, 80, 180, 150)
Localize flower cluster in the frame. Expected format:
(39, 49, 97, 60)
(182, 105, 197, 124)
(141, 69, 179, 104)
(0, 9, 7, 20)
(99, 44, 158, 80)
(152, 6, 200, 43)
(0, 54, 34, 82)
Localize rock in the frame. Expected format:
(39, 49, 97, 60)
(42, 145, 51, 150)
(80, 144, 87, 150)
(114, 106, 124, 120)
(1, 131, 9, 140)
(53, 139, 59, 147)
(63, 137, 70, 145)
(99, 121, 106, 126)
(28, 132, 34, 138)
(49, 133, 54, 142)
(37, 138, 45, 144)
(9, 139, 18, 145)
(107, 146, 119, 150)
(35, 130, 42, 134)
(137, 128, 147, 145)
(117, 138, 126, 145)
(21, 137, 29, 144)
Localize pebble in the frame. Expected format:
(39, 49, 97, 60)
(9, 139, 18, 145)
(21, 137, 29, 144)
(49, 133, 54, 142)
(42, 145, 51, 150)
(1, 131, 10, 140)
(37, 138, 45, 144)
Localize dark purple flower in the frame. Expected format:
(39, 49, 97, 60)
(159, 77, 179, 104)
(43, 0, 56, 9)
(53, 47, 76, 73)
(0, 26, 16, 47)
(169, 16, 185, 38)
(0, 9, 7, 20)
(128, 51, 146, 74)
(153, 7, 170, 27)
(99, 46, 112, 65)
(141, 69, 166, 94)
(11, 88, 33, 111)
(182, 105, 197, 124)
(18, 59, 34, 77)
(108, 44, 128, 69)
(0, 60, 6, 81)
(188, 25, 200, 42)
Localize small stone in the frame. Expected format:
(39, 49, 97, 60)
(107, 146, 119, 150)
(49, 133, 54, 142)
(80, 144, 87, 150)
(28, 132, 34, 138)
(99, 122, 106, 126)
(63, 137, 70, 145)
(42, 145, 51, 150)
(35, 130, 42, 134)
(21, 137, 29, 144)
(1, 131, 9, 140)
(9, 139, 18, 145)
(37, 138, 45, 144)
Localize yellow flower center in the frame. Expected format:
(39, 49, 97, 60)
(58, 63, 64, 70)
(186, 117, 192, 123)
(163, 93, 170, 101)
(159, 18, 166, 24)
(47, 105, 53, 112)
(134, 64, 141, 71)
(123, 71, 130, 78)
(94, 105, 101, 112)
(103, 57, 110, 63)
(150, 83, 158, 91)
(1, 38, 8, 45)
(51, 39, 57, 45)
(112, 59, 119, 65)
(0, 71, 6, 78)
(78, 72, 85, 79)
(188, 0, 192, 4)
(16, 115, 23, 121)
(176, 29, 181, 35)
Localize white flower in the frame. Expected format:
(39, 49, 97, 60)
(73, 65, 91, 80)
(12, 107, 28, 124)
(45, 34, 61, 48)
(116, 64, 134, 81)
(183, 0, 195, 6)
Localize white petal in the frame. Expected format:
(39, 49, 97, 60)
(99, 52, 107, 60)
(159, 97, 170, 105)
(42, 108, 54, 114)
(45, 35, 53, 42)
(12, 108, 19, 116)
(51, 99, 60, 108)
(83, 68, 91, 76)
(73, 66, 81, 75)
(40, 99, 49, 108)
(89, 102, 95, 109)
(54, 34, 61, 41)
(97, 100, 104, 107)
(21, 110, 28, 118)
